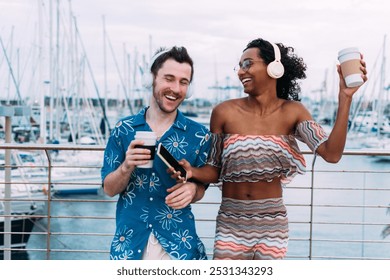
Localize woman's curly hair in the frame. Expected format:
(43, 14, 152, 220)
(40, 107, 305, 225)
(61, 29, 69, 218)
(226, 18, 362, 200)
(244, 38, 307, 101)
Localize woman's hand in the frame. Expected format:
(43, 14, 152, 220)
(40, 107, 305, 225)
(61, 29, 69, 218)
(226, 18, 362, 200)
(168, 159, 193, 182)
(337, 54, 368, 98)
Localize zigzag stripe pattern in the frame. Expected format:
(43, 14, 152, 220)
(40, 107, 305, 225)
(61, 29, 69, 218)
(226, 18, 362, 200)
(221, 134, 305, 184)
(206, 120, 328, 184)
(213, 197, 289, 260)
(295, 120, 328, 152)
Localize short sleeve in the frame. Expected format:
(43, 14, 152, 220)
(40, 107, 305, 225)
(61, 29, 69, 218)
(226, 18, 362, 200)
(101, 128, 126, 183)
(294, 120, 328, 152)
(206, 133, 224, 168)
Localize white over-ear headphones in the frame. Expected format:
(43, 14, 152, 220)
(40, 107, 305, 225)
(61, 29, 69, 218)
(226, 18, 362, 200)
(141, 49, 193, 99)
(267, 42, 284, 79)
(141, 49, 169, 89)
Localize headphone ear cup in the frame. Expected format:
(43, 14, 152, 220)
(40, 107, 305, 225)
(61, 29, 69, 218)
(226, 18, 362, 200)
(267, 42, 284, 79)
(267, 61, 284, 79)
(185, 84, 193, 99)
(142, 71, 153, 89)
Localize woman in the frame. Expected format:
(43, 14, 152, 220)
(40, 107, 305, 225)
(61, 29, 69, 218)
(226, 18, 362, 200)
(178, 38, 367, 260)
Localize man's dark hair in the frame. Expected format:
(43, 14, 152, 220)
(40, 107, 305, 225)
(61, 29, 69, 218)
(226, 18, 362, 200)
(150, 46, 194, 82)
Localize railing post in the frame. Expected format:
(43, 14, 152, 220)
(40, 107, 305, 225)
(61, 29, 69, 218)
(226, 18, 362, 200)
(309, 154, 317, 260)
(361, 172, 366, 258)
(3, 112, 13, 260)
(44, 149, 53, 260)
(1, 105, 31, 260)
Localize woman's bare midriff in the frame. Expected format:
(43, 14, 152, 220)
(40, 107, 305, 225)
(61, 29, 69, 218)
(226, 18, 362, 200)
(222, 178, 283, 200)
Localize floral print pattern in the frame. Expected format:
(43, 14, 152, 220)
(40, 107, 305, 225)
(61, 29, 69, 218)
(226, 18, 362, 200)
(101, 107, 211, 260)
(162, 132, 188, 158)
(172, 229, 193, 250)
(155, 205, 183, 230)
(112, 226, 133, 252)
(122, 183, 136, 207)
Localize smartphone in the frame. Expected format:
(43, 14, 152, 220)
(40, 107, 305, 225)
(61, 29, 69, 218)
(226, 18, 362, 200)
(156, 143, 187, 181)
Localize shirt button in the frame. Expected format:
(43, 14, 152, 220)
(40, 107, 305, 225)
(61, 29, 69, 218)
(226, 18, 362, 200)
(149, 224, 152, 228)
(149, 197, 153, 201)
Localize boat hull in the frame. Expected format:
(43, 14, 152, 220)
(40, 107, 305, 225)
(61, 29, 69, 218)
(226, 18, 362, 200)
(0, 216, 36, 248)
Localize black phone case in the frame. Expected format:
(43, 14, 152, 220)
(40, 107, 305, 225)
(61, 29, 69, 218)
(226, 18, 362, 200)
(157, 143, 187, 180)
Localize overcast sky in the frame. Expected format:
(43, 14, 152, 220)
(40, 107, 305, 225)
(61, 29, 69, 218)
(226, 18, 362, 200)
(0, 0, 388, 103)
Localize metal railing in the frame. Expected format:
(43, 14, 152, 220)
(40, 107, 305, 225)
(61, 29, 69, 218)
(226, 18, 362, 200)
(1, 143, 390, 260)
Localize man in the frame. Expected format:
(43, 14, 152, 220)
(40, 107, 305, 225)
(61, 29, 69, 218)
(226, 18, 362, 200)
(101, 46, 211, 260)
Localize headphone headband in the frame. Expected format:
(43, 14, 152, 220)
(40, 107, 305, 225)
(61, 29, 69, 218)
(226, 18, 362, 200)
(270, 42, 281, 62)
(142, 48, 193, 98)
(149, 49, 170, 70)
(266, 42, 284, 79)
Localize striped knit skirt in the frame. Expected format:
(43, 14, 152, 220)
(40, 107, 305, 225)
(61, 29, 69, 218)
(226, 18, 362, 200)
(213, 197, 289, 260)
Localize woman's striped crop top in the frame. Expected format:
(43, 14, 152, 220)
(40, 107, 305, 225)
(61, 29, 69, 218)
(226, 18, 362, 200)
(206, 120, 328, 184)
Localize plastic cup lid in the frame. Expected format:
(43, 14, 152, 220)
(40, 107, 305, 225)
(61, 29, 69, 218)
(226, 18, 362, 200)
(338, 47, 360, 57)
(135, 131, 157, 138)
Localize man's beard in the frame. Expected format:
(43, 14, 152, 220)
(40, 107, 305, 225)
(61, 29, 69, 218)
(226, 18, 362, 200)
(154, 89, 182, 113)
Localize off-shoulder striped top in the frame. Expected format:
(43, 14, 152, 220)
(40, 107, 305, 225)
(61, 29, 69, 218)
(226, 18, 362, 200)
(207, 120, 328, 184)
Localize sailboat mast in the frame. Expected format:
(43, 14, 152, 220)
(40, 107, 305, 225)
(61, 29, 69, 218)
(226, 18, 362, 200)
(38, 0, 46, 143)
(48, 0, 54, 141)
(54, 0, 61, 140)
(102, 15, 109, 141)
(377, 35, 386, 138)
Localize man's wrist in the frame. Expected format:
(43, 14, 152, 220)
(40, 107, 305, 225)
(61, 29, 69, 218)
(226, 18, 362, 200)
(189, 181, 200, 203)
(119, 164, 131, 175)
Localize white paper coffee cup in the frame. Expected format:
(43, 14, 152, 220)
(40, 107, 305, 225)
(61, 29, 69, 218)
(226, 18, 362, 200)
(134, 131, 157, 168)
(338, 47, 364, 88)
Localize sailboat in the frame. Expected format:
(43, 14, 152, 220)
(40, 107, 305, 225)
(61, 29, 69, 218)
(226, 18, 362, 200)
(347, 35, 390, 152)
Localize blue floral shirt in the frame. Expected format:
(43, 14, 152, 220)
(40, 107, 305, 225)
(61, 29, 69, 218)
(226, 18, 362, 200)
(101, 107, 211, 260)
